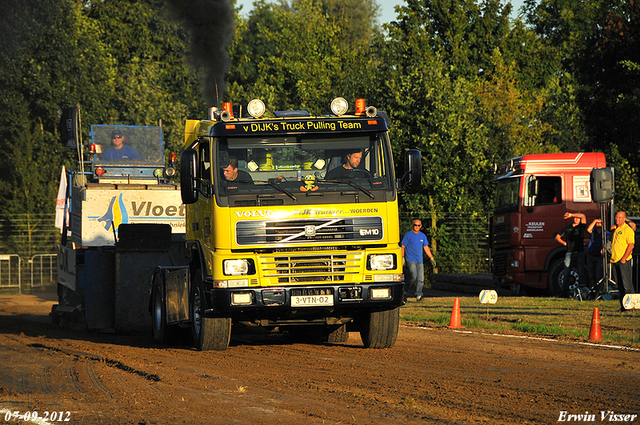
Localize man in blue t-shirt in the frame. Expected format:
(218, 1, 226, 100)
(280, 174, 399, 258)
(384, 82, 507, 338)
(401, 219, 436, 301)
(102, 129, 143, 161)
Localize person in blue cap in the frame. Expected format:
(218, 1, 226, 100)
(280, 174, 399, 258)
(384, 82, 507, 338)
(102, 129, 142, 161)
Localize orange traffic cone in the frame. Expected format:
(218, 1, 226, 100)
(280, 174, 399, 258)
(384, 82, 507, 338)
(447, 297, 465, 329)
(588, 307, 602, 342)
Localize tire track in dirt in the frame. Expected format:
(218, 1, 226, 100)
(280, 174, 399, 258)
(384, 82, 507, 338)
(84, 361, 113, 400)
(65, 361, 88, 394)
(38, 365, 54, 394)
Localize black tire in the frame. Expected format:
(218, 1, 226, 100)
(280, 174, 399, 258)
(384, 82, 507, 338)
(152, 278, 168, 343)
(359, 307, 399, 349)
(547, 258, 581, 297)
(323, 324, 349, 344)
(547, 259, 565, 296)
(190, 270, 231, 351)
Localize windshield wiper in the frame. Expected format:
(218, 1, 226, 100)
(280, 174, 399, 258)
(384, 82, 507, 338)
(321, 179, 375, 199)
(254, 180, 297, 201)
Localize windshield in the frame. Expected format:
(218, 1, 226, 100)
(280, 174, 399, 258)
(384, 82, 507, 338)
(90, 125, 164, 165)
(494, 177, 520, 213)
(212, 133, 394, 201)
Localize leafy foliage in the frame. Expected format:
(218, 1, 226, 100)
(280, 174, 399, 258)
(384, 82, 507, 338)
(0, 0, 638, 271)
(226, 0, 379, 113)
(524, 0, 640, 214)
(0, 0, 205, 255)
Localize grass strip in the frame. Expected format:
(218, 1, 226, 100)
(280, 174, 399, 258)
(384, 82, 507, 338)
(401, 295, 640, 347)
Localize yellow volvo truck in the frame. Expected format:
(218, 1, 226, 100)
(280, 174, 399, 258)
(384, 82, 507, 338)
(150, 98, 421, 350)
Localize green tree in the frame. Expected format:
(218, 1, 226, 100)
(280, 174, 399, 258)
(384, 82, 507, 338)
(379, 0, 561, 212)
(0, 0, 208, 255)
(578, 0, 640, 166)
(226, 0, 380, 112)
(525, 0, 640, 203)
(88, 0, 206, 154)
(605, 145, 640, 216)
(375, 0, 571, 271)
(0, 0, 115, 255)
(294, 0, 381, 44)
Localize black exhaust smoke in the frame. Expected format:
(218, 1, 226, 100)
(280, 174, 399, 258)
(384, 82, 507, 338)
(164, 0, 234, 106)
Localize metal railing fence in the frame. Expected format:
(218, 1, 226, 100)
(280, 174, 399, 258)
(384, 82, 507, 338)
(0, 253, 57, 294)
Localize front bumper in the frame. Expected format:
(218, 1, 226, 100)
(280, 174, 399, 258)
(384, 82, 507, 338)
(203, 281, 404, 322)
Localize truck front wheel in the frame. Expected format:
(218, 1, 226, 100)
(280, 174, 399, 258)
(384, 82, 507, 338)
(359, 307, 399, 349)
(190, 270, 231, 351)
(323, 324, 349, 344)
(548, 258, 579, 297)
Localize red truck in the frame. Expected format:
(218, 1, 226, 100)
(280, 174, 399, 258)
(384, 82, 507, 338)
(491, 152, 607, 295)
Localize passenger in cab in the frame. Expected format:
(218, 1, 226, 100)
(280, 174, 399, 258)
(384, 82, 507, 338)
(325, 149, 365, 179)
(221, 156, 253, 187)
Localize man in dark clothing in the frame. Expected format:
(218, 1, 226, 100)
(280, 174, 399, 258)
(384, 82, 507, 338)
(586, 218, 607, 290)
(325, 150, 365, 180)
(221, 156, 253, 190)
(555, 212, 587, 296)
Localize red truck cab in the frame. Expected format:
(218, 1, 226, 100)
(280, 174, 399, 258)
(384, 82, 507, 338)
(491, 152, 606, 295)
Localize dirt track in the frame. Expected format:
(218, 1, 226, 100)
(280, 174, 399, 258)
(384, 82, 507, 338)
(1, 293, 639, 425)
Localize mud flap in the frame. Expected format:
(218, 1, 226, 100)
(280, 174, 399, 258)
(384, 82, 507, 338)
(162, 267, 191, 325)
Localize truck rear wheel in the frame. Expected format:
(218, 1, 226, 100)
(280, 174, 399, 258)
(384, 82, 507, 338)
(191, 270, 231, 351)
(359, 307, 399, 349)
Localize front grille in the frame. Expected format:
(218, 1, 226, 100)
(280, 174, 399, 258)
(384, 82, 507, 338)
(260, 252, 362, 284)
(493, 250, 508, 276)
(492, 222, 511, 249)
(237, 217, 383, 245)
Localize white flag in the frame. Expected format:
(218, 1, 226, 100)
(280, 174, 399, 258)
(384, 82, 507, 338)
(55, 166, 67, 233)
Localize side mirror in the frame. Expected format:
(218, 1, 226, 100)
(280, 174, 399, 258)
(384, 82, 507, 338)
(591, 167, 614, 203)
(181, 149, 198, 204)
(404, 149, 422, 190)
(527, 178, 539, 198)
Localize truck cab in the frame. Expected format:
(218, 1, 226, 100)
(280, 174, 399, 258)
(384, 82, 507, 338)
(151, 98, 421, 350)
(491, 152, 606, 295)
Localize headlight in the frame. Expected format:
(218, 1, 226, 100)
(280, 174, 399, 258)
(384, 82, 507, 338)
(509, 260, 520, 268)
(370, 287, 392, 300)
(330, 97, 349, 116)
(224, 259, 249, 276)
(368, 254, 395, 271)
(247, 99, 266, 118)
(231, 292, 253, 306)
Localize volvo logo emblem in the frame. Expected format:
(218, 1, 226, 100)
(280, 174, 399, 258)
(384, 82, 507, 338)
(304, 225, 316, 237)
